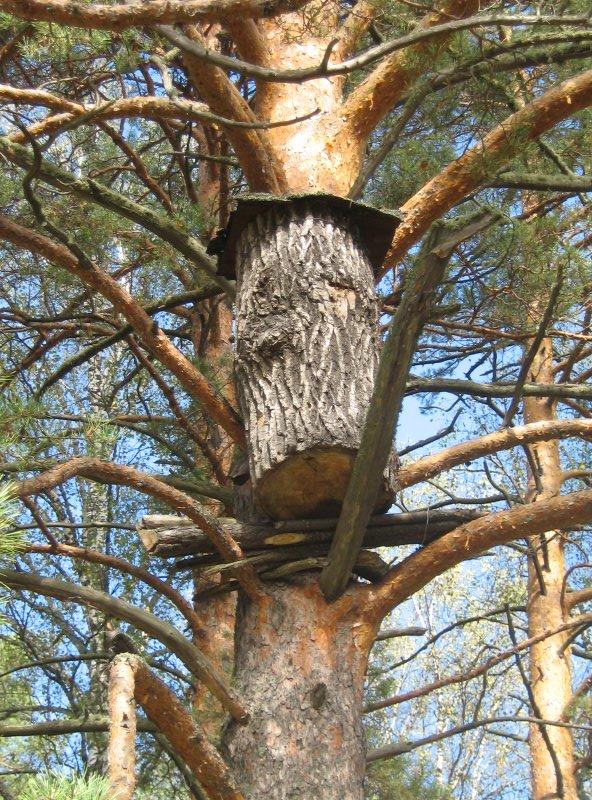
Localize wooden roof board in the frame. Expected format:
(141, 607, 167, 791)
(214, 193, 402, 279)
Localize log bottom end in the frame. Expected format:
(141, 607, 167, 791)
(255, 446, 395, 521)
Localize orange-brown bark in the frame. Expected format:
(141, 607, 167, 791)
(366, 486, 592, 623)
(384, 67, 592, 270)
(14, 456, 262, 600)
(336, 0, 376, 58)
(524, 338, 578, 800)
(339, 0, 482, 141)
(190, 284, 239, 741)
(0, 0, 311, 29)
(107, 655, 137, 800)
(181, 25, 287, 194)
(126, 655, 245, 800)
(223, 578, 378, 800)
(253, 4, 357, 193)
(397, 418, 592, 490)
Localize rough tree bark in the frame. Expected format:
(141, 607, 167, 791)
(190, 154, 238, 743)
(234, 198, 397, 520)
(222, 578, 376, 800)
(524, 336, 578, 800)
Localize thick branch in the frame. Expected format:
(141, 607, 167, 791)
(127, 655, 244, 800)
(405, 376, 592, 401)
(12, 456, 261, 598)
(157, 12, 592, 85)
(367, 487, 592, 620)
(489, 171, 592, 192)
(0, 0, 310, 28)
(398, 419, 592, 490)
(384, 67, 592, 270)
(0, 717, 156, 737)
(320, 223, 454, 601)
(340, 0, 482, 139)
(0, 568, 248, 722)
(0, 211, 245, 446)
(108, 656, 137, 800)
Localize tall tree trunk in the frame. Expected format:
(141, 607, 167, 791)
(222, 579, 376, 800)
(107, 654, 137, 800)
(524, 337, 578, 800)
(234, 200, 396, 520)
(83, 355, 117, 774)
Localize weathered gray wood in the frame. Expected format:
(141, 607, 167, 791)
(137, 509, 483, 559)
(376, 626, 427, 641)
(320, 223, 458, 601)
(234, 200, 397, 520)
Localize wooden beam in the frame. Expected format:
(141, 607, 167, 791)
(137, 509, 484, 559)
(319, 223, 456, 601)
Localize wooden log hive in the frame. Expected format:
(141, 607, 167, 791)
(224, 194, 401, 520)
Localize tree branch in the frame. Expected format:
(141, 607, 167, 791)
(167, 24, 287, 193)
(0, 568, 249, 722)
(405, 376, 592, 401)
(0, 136, 230, 293)
(367, 715, 592, 763)
(0, 717, 156, 737)
(489, 171, 592, 192)
(397, 419, 592, 490)
(383, 67, 592, 270)
(12, 456, 262, 599)
(366, 487, 592, 621)
(126, 654, 244, 800)
(26, 541, 207, 640)
(320, 223, 455, 600)
(0, 211, 245, 446)
(0, 0, 311, 28)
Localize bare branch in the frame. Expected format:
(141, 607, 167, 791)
(126, 655, 244, 800)
(366, 487, 592, 620)
(320, 223, 455, 600)
(11, 456, 262, 599)
(397, 419, 592, 490)
(0, 0, 311, 29)
(0, 568, 249, 722)
(384, 67, 592, 270)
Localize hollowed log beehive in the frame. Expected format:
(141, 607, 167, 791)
(221, 194, 400, 520)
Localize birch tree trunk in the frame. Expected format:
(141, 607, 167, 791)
(83, 356, 117, 774)
(222, 578, 376, 800)
(107, 655, 137, 800)
(524, 337, 578, 800)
